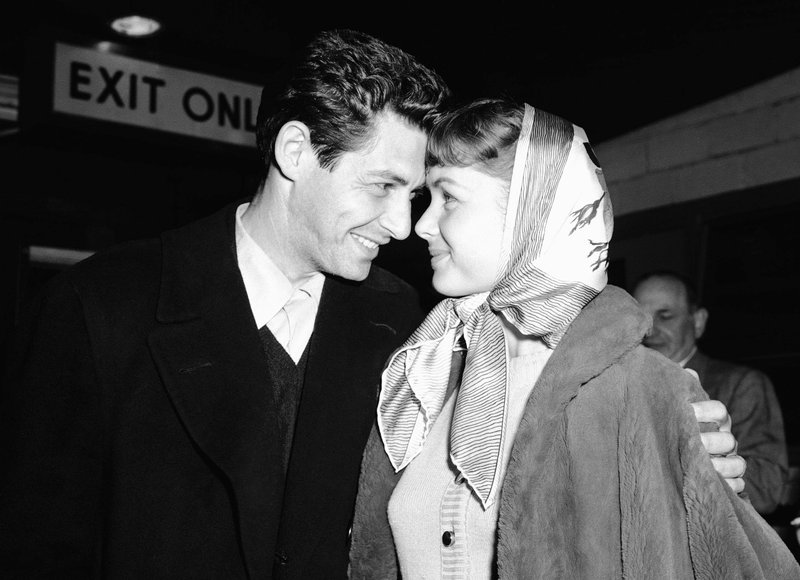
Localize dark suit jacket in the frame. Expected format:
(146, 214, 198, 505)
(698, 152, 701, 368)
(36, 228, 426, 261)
(0, 203, 424, 579)
(686, 350, 788, 515)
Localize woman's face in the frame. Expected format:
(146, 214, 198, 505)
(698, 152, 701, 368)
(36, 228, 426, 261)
(415, 165, 508, 297)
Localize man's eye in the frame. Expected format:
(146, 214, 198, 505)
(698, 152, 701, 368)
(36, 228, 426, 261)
(368, 183, 392, 198)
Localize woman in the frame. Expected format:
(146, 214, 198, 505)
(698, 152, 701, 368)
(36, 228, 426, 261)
(348, 99, 798, 578)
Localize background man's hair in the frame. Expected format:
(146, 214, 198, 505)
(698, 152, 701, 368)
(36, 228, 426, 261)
(633, 269, 701, 310)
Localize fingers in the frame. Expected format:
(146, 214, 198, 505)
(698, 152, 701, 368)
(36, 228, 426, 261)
(700, 431, 737, 456)
(684, 368, 700, 381)
(711, 455, 746, 479)
(723, 476, 746, 494)
(692, 400, 732, 432)
(695, 397, 746, 495)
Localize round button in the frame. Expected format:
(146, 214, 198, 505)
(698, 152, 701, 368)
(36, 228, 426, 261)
(442, 530, 454, 546)
(274, 550, 289, 566)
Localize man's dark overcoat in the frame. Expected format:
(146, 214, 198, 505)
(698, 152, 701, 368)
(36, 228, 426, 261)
(0, 202, 424, 579)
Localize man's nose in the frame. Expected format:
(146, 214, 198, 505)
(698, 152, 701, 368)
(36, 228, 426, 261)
(646, 320, 665, 339)
(380, 194, 412, 240)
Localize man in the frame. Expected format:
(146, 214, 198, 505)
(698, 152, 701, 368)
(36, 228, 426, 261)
(633, 270, 788, 515)
(0, 30, 742, 579)
(0, 30, 448, 579)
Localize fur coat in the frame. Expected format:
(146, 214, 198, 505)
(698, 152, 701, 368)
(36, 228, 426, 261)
(348, 286, 800, 579)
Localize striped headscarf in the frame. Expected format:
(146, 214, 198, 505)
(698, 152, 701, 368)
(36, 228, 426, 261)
(378, 103, 613, 508)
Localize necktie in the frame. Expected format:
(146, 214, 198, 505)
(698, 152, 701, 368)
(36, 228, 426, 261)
(268, 288, 311, 363)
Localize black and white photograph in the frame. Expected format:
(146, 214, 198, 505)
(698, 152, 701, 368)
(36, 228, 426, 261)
(1, 1, 800, 577)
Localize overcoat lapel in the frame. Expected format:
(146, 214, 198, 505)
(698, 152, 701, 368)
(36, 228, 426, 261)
(496, 286, 650, 572)
(147, 204, 284, 580)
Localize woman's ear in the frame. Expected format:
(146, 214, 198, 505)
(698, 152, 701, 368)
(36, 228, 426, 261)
(274, 120, 312, 181)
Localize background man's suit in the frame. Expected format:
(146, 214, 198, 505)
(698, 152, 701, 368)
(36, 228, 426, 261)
(0, 202, 424, 579)
(686, 350, 788, 515)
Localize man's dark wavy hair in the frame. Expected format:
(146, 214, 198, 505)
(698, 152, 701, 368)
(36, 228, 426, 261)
(255, 29, 451, 171)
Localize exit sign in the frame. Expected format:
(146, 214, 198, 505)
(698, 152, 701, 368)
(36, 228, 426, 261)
(51, 42, 261, 148)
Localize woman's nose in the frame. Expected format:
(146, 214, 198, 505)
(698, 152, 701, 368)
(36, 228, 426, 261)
(414, 205, 438, 239)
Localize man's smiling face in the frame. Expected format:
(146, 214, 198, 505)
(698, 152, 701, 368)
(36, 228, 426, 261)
(287, 111, 427, 281)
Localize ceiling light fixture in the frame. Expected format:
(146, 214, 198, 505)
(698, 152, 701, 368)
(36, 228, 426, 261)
(110, 15, 162, 37)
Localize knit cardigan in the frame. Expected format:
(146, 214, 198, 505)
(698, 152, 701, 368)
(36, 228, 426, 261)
(348, 286, 800, 579)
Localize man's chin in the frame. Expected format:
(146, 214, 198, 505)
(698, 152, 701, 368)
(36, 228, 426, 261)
(325, 263, 371, 282)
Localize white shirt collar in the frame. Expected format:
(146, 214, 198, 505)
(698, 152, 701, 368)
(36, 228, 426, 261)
(677, 345, 698, 368)
(234, 203, 325, 329)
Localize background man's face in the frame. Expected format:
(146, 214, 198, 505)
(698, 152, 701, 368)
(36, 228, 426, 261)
(633, 276, 699, 363)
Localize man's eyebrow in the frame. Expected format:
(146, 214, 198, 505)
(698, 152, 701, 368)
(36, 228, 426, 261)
(367, 169, 426, 191)
(367, 170, 409, 185)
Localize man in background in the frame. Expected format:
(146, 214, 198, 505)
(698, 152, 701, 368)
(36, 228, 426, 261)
(633, 270, 788, 515)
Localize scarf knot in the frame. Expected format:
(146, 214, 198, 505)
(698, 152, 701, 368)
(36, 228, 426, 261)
(378, 293, 508, 508)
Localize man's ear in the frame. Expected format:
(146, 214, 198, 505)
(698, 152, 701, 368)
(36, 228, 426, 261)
(274, 121, 313, 181)
(693, 307, 709, 340)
